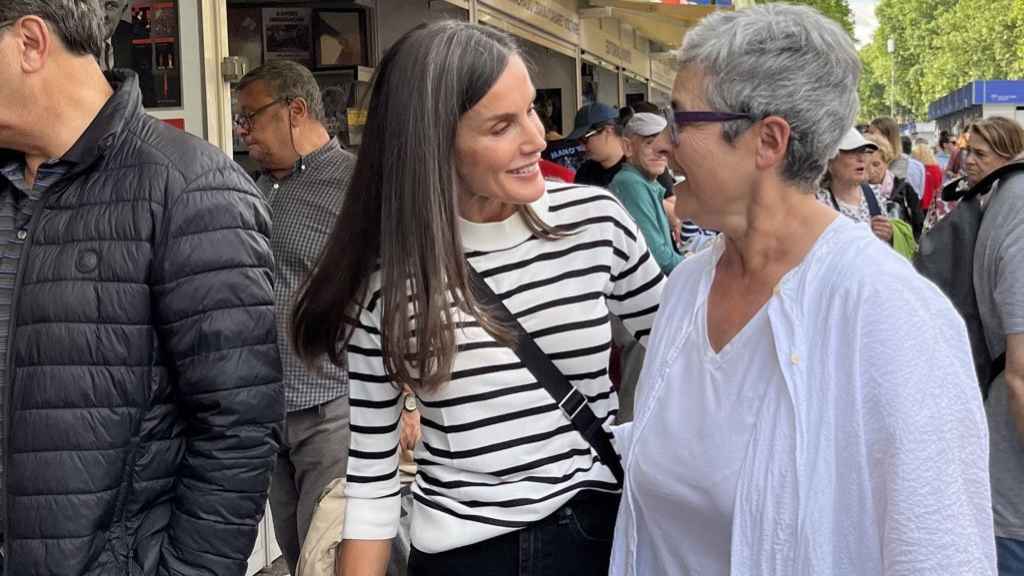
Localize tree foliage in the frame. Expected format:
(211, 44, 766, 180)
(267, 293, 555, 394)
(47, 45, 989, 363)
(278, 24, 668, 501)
(753, 0, 1024, 123)
(756, 0, 855, 36)
(859, 0, 1024, 122)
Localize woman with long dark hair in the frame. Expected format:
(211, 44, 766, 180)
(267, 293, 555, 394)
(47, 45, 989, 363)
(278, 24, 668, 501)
(292, 21, 664, 576)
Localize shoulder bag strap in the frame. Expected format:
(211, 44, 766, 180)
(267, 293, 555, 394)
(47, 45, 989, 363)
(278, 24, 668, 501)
(827, 190, 841, 212)
(861, 183, 883, 217)
(466, 264, 625, 485)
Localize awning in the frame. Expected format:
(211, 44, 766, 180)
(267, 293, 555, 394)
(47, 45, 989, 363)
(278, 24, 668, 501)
(586, 0, 729, 47)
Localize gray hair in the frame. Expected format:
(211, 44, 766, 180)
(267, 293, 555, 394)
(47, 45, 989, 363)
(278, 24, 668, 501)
(238, 60, 327, 124)
(676, 4, 860, 188)
(0, 0, 106, 58)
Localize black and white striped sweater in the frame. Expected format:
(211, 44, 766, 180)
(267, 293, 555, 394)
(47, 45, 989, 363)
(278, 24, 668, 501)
(342, 183, 664, 553)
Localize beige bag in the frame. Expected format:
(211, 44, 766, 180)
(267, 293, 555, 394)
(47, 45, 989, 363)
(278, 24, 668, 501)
(295, 477, 347, 576)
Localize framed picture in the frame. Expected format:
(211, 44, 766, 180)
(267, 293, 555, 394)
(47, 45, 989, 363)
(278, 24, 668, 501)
(262, 7, 312, 63)
(121, 0, 181, 109)
(313, 10, 368, 68)
(536, 88, 564, 137)
(227, 6, 262, 71)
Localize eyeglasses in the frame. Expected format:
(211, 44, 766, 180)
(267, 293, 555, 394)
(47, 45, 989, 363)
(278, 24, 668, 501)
(233, 98, 290, 132)
(660, 107, 753, 145)
(0, 19, 15, 31)
(580, 125, 607, 144)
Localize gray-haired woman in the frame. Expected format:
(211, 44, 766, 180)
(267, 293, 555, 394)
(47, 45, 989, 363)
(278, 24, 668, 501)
(292, 21, 664, 576)
(611, 5, 995, 575)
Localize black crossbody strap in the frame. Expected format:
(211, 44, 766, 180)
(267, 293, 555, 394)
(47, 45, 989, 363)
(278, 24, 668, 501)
(861, 183, 883, 217)
(466, 265, 625, 485)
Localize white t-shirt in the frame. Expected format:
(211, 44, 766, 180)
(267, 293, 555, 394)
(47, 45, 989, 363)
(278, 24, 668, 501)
(630, 295, 784, 575)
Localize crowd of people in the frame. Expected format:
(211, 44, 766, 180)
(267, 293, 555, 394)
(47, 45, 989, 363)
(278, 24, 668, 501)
(1, 1, 1024, 576)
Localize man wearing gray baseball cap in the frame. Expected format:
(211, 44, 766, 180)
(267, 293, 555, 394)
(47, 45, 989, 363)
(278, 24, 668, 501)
(609, 113, 681, 274)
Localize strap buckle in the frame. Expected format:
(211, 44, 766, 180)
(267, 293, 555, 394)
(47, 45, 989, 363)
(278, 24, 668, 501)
(557, 387, 587, 421)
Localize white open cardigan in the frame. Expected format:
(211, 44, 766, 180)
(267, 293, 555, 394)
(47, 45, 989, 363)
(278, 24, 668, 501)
(610, 217, 996, 576)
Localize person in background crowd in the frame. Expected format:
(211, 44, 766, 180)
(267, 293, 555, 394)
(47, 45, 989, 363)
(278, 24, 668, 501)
(293, 21, 664, 576)
(0, 2, 284, 574)
(620, 103, 678, 195)
(964, 117, 1024, 188)
(968, 115, 1024, 576)
(234, 60, 359, 576)
(626, 102, 714, 254)
(864, 132, 896, 199)
(913, 141, 945, 212)
(609, 112, 681, 274)
(816, 129, 894, 239)
(568, 102, 627, 188)
(862, 131, 924, 241)
(937, 130, 954, 171)
(612, 5, 995, 575)
(868, 117, 926, 200)
(949, 130, 970, 180)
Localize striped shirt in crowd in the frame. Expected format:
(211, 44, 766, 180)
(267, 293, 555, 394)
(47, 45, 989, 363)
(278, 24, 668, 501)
(0, 157, 73, 530)
(341, 184, 665, 553)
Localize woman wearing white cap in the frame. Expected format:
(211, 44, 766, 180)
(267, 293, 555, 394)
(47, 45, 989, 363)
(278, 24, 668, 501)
(609, 112, 681, 274)
(816, 129, 889, 234)
(818, 128, 918, 256)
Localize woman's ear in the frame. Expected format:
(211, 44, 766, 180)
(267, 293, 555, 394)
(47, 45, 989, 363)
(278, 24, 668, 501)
(753, 116, 791, 172)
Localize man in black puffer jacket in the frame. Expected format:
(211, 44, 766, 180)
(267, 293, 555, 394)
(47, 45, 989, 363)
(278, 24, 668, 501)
(0, 2, 284, 575)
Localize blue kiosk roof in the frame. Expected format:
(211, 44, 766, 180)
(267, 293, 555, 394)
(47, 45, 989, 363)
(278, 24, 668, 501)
(928, 80, 1024, 120)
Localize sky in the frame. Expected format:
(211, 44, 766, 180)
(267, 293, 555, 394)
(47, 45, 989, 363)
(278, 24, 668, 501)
(850, 0, 880, 47)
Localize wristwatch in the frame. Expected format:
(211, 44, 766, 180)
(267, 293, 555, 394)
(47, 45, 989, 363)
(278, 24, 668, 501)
(403, 394, 417, 412)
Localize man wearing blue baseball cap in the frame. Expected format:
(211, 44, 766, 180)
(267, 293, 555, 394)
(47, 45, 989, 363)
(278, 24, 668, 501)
(569, 102, 628, 188)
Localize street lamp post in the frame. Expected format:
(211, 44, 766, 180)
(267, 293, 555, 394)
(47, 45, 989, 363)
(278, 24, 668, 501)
(887, 37, 895, 118)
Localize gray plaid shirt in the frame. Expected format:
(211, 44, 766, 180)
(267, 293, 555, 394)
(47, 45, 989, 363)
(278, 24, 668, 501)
(257, 138, 354, 412)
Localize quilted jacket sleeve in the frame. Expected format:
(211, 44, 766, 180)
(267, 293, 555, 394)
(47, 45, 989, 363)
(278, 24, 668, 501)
(152, 164, 285, 576)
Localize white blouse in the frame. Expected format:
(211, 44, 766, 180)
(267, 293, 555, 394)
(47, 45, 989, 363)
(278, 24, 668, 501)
(612, 217, 996, 576)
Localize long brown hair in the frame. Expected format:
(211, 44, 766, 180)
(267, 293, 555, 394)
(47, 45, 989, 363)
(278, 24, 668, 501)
(292, 21, 560, 392)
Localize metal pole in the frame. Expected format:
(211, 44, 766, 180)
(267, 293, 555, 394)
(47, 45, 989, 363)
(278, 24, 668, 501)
(887, 38, 895, 118)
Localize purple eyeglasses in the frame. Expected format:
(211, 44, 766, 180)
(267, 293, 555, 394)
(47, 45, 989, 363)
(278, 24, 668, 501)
(660, 108, 754, 145)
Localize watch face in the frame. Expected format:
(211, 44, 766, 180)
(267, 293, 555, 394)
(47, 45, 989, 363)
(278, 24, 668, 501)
(404, 394, 417, 411)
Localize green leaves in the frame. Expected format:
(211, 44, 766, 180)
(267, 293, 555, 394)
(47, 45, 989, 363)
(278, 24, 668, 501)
(859, 0, 1024, 122)
(756, 0, 856, 35)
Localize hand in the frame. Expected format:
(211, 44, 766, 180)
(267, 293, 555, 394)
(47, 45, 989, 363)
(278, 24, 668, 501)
(400, 403, 421, 451)
(870, 215, 893, 244)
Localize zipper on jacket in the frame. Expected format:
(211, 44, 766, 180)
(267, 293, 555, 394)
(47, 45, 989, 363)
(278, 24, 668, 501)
(3, 176, 78, 574)
(3, 209, 37, 576)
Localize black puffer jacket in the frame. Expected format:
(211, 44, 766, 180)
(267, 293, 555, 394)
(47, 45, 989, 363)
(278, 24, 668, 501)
(2, 72, 284, 575)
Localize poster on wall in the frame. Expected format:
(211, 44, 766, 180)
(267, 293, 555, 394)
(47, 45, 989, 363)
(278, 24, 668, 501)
(536, 88, 563, 138)
(314, 11, 366, 68)
(262, 7, 312, 63)
(228, 7, 262, 70)
(543, 139, 587, 172)
(117, 0, 181, 109)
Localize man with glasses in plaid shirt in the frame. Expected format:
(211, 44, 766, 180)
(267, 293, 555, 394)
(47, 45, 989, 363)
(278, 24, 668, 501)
(235, 60, 360, 576)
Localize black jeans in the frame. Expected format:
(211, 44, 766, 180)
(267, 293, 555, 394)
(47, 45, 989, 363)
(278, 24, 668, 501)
(408, 490, 620, 576)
